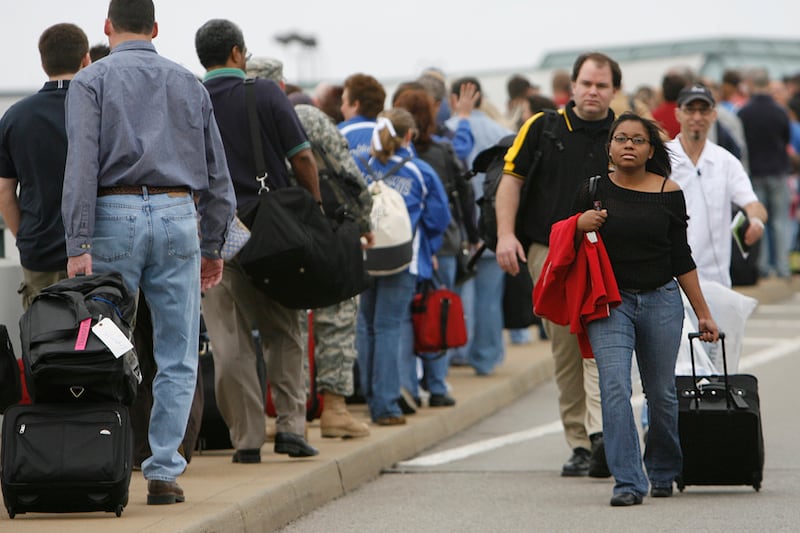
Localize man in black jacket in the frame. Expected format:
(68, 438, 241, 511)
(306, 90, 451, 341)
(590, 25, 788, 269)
(495, 52, 620, 479)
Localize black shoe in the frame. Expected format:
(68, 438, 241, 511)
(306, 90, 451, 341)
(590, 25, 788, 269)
(429, 394, 456, 407)
(397, 387, 419, 415)
(232, 448, 261, 463)
(345, 391, 367, 404)
(561, 447, 591, 477)
(610, 492, 643, 507)
(588, 432, 611, 478)
(650, 485, 673, 498)
(274, 432, 319, 458)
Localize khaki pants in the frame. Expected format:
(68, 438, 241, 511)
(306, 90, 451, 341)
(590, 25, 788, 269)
(19, 268, 67, 311)
(529, 243, 602, 451)
(202, 260, 306, 449)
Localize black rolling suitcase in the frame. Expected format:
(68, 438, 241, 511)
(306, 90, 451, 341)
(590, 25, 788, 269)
(196, 325, 233, 451)
(675, 332, 764, 491)
(1, 403, 133, 518)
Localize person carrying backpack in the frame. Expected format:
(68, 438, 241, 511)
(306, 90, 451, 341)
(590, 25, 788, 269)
(495, 52, 621, 480)
(394, 87, 478, 408)
(356, 108, 450, 425)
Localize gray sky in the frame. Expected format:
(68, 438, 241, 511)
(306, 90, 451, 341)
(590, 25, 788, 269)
(1, 0, 797, 93)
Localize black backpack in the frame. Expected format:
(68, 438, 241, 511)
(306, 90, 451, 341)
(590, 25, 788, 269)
(474, 109, 563, 252)
(20, 272, 141, 405)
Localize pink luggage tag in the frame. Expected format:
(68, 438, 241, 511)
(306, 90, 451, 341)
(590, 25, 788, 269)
(74, 318, 92, 351)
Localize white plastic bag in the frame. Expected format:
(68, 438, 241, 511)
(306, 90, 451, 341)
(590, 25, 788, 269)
(679, 280, 757, 374)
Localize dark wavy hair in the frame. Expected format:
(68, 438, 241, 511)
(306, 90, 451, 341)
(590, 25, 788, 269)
(609, 113, 672, 178)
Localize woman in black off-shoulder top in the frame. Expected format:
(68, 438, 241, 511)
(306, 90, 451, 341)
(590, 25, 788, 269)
(573, 113, 719, 507)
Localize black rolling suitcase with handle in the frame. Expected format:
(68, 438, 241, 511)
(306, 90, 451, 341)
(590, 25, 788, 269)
(1, 402, 133, 518)
(675, 332, 764, 491)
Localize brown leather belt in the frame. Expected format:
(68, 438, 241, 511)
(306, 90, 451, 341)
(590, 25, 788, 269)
(97, 185, 190, 197)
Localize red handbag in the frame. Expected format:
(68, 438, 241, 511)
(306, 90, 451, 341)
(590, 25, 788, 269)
(411, 281, 468, 355)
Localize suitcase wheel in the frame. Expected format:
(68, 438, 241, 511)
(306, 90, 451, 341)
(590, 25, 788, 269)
(116, 504, 124, 517)
(7, 507, 15, 519)
(676, 476, 685, 492)
(753, 481, 761, 492)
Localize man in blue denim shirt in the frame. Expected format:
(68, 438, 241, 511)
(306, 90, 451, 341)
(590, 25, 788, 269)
(61, 0, 236, 505)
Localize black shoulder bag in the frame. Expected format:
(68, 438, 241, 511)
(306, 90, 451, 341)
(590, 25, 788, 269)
(237, 79, 369, 309)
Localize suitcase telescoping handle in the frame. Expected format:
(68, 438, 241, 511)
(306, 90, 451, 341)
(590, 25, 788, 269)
(687, 332, 731, 410)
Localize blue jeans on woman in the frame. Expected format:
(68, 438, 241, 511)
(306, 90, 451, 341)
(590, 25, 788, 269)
(357, 271, 416, 421)
(586, 279, 683, 497)
(92, 191, 201, 482)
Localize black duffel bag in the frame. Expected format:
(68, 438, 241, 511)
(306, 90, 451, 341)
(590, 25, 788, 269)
(20, 272, 141, 405)
(237, 186, 369, 309)
(236, 78, 369, 309)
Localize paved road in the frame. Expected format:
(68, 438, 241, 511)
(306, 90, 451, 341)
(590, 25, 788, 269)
(279, 292, 800, 533)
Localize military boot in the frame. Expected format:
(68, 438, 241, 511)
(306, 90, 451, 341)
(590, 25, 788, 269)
(320, 392, 370, 438)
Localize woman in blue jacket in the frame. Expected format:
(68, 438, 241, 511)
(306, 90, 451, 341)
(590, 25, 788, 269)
(357, 107, 451, 425)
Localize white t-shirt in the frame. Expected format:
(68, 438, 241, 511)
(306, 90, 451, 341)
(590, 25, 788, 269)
(667, 136, 759, 287)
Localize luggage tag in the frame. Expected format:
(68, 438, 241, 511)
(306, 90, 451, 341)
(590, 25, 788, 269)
(586, 200, 603, 244)
(92, 317, 134, 358)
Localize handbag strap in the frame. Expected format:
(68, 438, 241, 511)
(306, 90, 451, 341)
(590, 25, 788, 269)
(358, 155, 412, 182)
(244, 79, 272, 193)
(439, 296, 451, 351)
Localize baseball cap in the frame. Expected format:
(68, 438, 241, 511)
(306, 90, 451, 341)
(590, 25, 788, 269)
(246, 57, 284, 83)
(677, 85, 715, 107)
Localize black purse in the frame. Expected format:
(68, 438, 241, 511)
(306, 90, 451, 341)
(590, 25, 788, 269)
(236, 79, 369, 309)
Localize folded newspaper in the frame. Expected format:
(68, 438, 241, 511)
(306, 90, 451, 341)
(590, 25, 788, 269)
(731, 209, 750, 259)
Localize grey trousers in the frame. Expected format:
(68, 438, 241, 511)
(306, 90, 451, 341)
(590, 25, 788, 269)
(202, 260, 306, 449)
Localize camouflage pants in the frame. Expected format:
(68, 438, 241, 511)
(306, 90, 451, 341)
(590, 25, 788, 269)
(311, 296, 358, 396)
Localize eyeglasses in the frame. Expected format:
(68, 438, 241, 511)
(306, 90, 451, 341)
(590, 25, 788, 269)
(245, 51, 252, 62)
(612, 135, 649, 145)
(681, 106, 713, 116)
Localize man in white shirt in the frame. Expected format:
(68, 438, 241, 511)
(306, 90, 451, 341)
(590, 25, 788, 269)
(667, 85, 767, 287)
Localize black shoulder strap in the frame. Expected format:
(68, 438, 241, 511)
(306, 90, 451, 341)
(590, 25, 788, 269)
(244, 79, 271, 190)
(589, 175, 600, 198)
(522, 109, 565, 184)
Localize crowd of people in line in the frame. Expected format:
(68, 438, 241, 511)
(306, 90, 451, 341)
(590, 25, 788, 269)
(1, 0, 798, 509)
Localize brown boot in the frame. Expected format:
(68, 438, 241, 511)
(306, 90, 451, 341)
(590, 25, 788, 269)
(320, 392, 370, 438)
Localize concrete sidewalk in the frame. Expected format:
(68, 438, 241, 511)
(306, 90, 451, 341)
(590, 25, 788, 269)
(2, 276, 796, 532)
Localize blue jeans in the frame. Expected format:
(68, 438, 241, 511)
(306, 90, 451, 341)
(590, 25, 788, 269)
(92, 191, 200, 482)
(753, 175, 792, 278)
(458, 255, 505, 375)
(357, 271, 416, 420)
(586, 279, 683, 496)
(509, 328, 532, 344)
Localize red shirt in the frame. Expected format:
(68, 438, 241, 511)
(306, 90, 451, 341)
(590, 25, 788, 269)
(651, 101, 680, 140)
